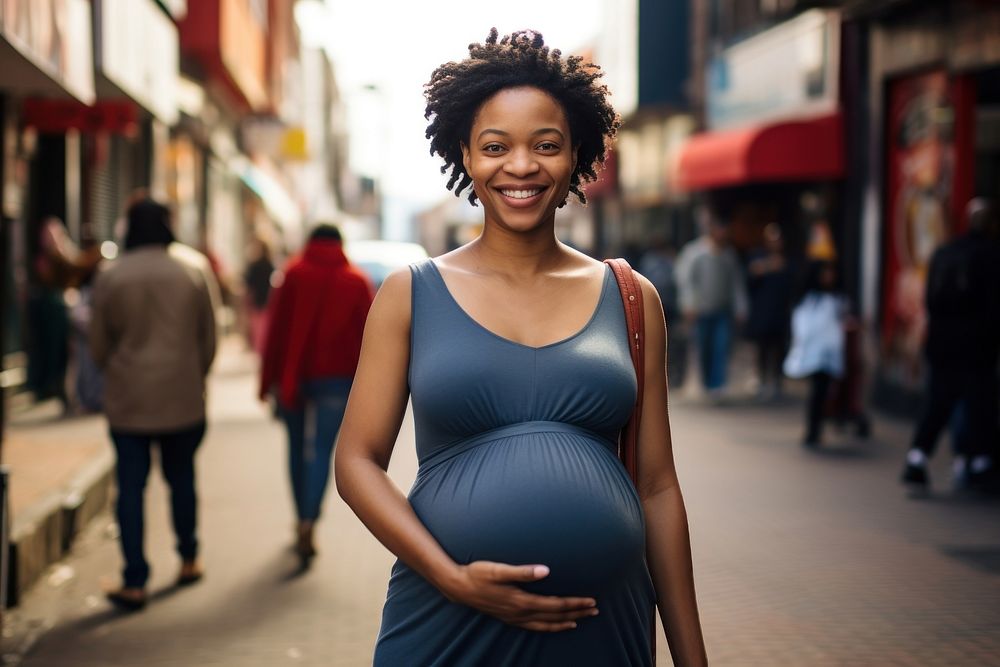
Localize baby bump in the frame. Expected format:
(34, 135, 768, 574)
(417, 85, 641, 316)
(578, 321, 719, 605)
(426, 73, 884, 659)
(410, 432, 646, 595)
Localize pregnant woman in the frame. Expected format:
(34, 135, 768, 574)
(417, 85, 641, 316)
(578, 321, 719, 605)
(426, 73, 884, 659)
(335, 29, 707, 666)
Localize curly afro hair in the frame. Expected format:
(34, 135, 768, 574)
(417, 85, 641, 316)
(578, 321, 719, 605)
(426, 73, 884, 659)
(424, 28, 620, 206)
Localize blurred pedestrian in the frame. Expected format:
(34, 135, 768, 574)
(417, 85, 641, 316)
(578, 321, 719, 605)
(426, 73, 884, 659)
(783, 260, 856, 447)
(676, 208, 748, 400)
(243, 237, 275, 356)
(335, 30, 706, 666)
(26, 216, 101, 412)
(90, 198, 219, 610)
(902, 198, 1000, 491)
(68, 251, 104, 413)
(639, 236, 686, 387)
(259, 224, 373, 567)
(745, 223, 793, 401)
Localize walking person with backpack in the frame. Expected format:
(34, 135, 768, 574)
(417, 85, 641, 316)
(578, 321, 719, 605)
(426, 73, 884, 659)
(902, 198, 1000, 492)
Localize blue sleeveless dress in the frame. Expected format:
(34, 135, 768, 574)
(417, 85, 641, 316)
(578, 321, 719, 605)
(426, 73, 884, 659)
(374, 260, 655, 666)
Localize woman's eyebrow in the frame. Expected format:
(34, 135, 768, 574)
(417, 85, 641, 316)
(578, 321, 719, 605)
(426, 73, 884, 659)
(476, 128, 566, 140)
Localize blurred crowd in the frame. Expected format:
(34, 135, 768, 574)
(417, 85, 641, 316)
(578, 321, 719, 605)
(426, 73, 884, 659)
(639, 198, 999, 493)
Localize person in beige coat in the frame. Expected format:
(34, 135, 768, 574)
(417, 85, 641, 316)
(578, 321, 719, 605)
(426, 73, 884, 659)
(90, 198, 219, 610)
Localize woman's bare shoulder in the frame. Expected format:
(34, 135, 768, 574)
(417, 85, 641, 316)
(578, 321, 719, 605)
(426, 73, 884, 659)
(369, 267, 413, 328)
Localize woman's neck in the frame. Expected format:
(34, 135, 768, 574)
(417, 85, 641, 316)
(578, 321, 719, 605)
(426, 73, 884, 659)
(470, 222, 566, 277)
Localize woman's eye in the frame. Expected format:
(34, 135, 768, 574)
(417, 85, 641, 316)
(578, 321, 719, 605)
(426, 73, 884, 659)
(483, 144, 505, 153)
(537, 142, 560, 151)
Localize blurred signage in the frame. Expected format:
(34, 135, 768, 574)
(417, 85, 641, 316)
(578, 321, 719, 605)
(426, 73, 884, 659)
(220, 0, 267, 111)
(242, 119, 308, 161)
(96, 0, 179, 124)
(22, 98, 138, 135)
(0, 0, 95, 104)
(706, 9, 839, 130)
(880, 70, 975, 388)
(281, 127, 308, 161)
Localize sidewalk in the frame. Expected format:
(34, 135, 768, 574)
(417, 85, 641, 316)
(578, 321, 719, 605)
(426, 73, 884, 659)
(3, 341, 998, 665)
(0, 339, 972, 618)
(1, 338, 251, 607)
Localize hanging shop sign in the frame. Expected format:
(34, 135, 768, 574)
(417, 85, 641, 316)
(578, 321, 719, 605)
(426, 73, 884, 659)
(706, 9, 839, 130)
(95, 0, 179, 124)
(0, 0, 94, 103)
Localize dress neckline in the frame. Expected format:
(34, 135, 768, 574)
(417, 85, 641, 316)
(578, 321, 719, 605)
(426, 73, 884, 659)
(426, 260, 611, 352)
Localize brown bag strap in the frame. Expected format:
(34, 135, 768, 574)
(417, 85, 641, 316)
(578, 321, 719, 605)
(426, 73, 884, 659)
(604, 258, 655, 661)
(603, 258, 644, 484)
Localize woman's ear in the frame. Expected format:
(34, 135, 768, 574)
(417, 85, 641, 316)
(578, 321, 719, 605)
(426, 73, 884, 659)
(572, 144, 580, 172)
(461, 142, 472, 174)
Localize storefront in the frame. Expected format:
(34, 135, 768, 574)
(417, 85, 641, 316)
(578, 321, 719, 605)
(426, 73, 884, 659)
(0, 0, 95, 400)
(86, 0, 180, 239)
(861, 0, 1000, 411)
(676, 9, 848, 262)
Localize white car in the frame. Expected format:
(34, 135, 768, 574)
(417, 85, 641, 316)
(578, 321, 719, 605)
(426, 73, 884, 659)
(344, 240, 429, 290)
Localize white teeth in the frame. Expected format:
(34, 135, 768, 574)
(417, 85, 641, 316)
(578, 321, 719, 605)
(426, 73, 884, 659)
(501, 189, 541, 199)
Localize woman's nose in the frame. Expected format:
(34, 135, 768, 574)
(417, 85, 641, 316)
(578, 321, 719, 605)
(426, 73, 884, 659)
(502, 148, 539, 176)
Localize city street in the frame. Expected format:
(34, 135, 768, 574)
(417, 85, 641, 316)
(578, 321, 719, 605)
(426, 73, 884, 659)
(4, 348, 999, 667)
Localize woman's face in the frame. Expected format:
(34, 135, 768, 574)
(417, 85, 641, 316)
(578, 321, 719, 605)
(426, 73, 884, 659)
(461, 86, 577, 234)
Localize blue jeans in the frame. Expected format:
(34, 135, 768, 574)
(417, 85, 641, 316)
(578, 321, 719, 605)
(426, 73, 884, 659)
(281, 378, 352, 521)
(695, 312, 732, 391)
(111, 422, 205, 588)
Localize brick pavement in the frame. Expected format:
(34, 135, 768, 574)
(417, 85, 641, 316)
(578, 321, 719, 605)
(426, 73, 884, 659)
(3, 348, 998, 666)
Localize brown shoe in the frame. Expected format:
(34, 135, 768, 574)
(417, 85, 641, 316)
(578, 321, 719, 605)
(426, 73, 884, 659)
(295, 521, 317, 567)
(177, 560, 204, 586)
(106, 587, 147, 611)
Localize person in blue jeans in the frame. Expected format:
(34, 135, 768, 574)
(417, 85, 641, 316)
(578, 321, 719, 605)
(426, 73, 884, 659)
(110, 424, 205, 593)
(90, 198, 219, 610)
(676, 210, 747, 400)
(260, 224, 373, 566)
(279, 378, 352, 543)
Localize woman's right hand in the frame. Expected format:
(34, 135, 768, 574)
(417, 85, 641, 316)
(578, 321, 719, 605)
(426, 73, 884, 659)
(440, 561, 599, 632)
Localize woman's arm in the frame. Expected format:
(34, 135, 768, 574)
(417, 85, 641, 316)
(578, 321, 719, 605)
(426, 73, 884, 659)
(634, 275, 708, 666)
(334, 268, 599, 632)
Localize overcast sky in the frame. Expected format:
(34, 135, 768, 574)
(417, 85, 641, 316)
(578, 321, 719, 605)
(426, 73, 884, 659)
(296, 0, 603, 216)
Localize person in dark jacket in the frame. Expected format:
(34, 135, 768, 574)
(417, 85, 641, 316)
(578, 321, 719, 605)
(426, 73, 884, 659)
(902, 198, 1000, 491)
(745, 223, 794, 401)
(259, 224, 374, 566)
(243, 237, 275, 356)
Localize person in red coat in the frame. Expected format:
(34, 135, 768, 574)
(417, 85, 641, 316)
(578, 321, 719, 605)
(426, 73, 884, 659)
(259, 224, 374, 565)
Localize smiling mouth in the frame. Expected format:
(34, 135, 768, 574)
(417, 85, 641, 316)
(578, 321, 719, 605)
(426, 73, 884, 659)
(499, 188, 544, 199)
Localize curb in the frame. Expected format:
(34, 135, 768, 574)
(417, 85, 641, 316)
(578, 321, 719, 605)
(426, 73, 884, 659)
(6, 448, 114, 607)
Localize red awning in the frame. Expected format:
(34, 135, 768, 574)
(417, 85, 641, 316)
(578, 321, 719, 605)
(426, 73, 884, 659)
(676, 112, 844, 191)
